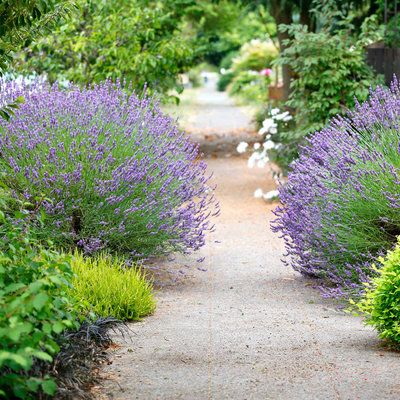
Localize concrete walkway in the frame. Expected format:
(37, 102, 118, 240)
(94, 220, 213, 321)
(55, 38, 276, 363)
(101, 82, 400, 400)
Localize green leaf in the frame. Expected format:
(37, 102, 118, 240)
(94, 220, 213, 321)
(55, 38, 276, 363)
(32, 293, 49, 310)
(41, 379, 57, 395)
(52, 321, 65, 334)
(32, 350, 53, 362)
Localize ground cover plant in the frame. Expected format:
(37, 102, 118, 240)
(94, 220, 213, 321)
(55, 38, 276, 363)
(355, 241, 400, 348)
(0, 79, 217, 258)
(47, 317, 126, 399)
(71, 252, 155, 321)
(272, 78, 400, 297)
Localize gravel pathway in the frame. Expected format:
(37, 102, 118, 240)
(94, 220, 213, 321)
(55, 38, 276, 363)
(100, 83, 400, 400)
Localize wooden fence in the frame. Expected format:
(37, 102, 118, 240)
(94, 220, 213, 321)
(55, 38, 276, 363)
(366, 45, 400, 85)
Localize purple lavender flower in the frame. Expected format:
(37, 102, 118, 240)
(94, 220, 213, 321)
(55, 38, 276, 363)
(272, 76, 400, 297)
(0, 79, 218, 258)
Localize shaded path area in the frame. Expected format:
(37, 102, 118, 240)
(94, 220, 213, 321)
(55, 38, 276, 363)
(101, 82, 400, 400)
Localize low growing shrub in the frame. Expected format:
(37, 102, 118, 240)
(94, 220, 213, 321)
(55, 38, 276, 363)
(0, 80, 217, 258)
(70, 252, 155, 321)
(272, 78, 400, 297)
(0, 213, 77, 399)
(355, 241, 400, 347)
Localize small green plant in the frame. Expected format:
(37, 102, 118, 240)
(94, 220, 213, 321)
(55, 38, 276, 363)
(70, 252, 155, 321)
(0, 212, 77, 399)
(355, 241, 400, 347)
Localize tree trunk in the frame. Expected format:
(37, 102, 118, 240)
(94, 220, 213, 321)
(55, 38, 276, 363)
(269, 0, 293, 101)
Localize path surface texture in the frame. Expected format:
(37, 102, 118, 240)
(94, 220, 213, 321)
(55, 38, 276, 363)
(101, 81, 400, 400)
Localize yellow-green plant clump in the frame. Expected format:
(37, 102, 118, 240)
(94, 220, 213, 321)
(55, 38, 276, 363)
(356, 240, 400, 347)
(70, 252, 155, 321)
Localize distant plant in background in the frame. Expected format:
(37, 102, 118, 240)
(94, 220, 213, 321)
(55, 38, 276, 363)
(217, 70, 235, 92)
(0, 80, 218, 258)
(377, 0, 400, 47)
(273, 78, 400, 297)
(0, 211, 78, 399)
(229, 70, 270, 103)
(232, 39, 278, 73)
(218, 38, 277, 98)
(217, 51, 238, 91)
(191, 2, 276, 67)
(355, 240, 400, 348)
(71, 252, 155, 321)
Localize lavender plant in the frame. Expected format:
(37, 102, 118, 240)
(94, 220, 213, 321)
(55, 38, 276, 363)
(272, 77, 400, 297)
(0, 80, 217, 257)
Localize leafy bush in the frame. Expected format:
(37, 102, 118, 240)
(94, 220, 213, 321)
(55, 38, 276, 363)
(217, 71, 235, 92)
(219, 51, 239, 70)
(355, 241, 400, 347)
(229, 70, 270, 103)
(70, 252, 155, 321)
(232, 39, 278, 73)
(0, 212, 77, 399)
(0, 79, 217, 258)
(272, 21, 383, 171)
(222, 39, 276, 100)
(272, 79, 400, 297)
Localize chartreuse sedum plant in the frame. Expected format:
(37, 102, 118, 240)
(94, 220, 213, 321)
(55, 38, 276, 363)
(272, 77, 400, 297)
(70, 251, 155, 321)
(355, 240, 400, 348)
(0, 79, 218, 258)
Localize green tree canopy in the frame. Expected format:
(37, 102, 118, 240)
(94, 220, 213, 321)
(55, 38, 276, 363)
(0, 0, 76, 74)
(15, 0, 207, 93)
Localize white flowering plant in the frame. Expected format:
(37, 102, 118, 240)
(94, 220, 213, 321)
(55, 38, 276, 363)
(237, 107, 293, 201)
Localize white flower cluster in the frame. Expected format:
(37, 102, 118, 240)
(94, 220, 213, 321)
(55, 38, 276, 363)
(236, 141, 248, 154)
(236, 108, 293, 168)
(235, 107, 291, 201)
(254, 188, 279, 202)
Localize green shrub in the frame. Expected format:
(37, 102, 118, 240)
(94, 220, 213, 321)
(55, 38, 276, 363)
(217, 71, 234, 92)
(0, 213, 77, 399)
(70, 252, 155, 321)
(272, 14, 383, 171)
(229, 70, 269, 103)
(232, 39, 278, 73)
(219, 50, 239, 70)
(356, 241, 400, 347)
(277, 23, 381, 135)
